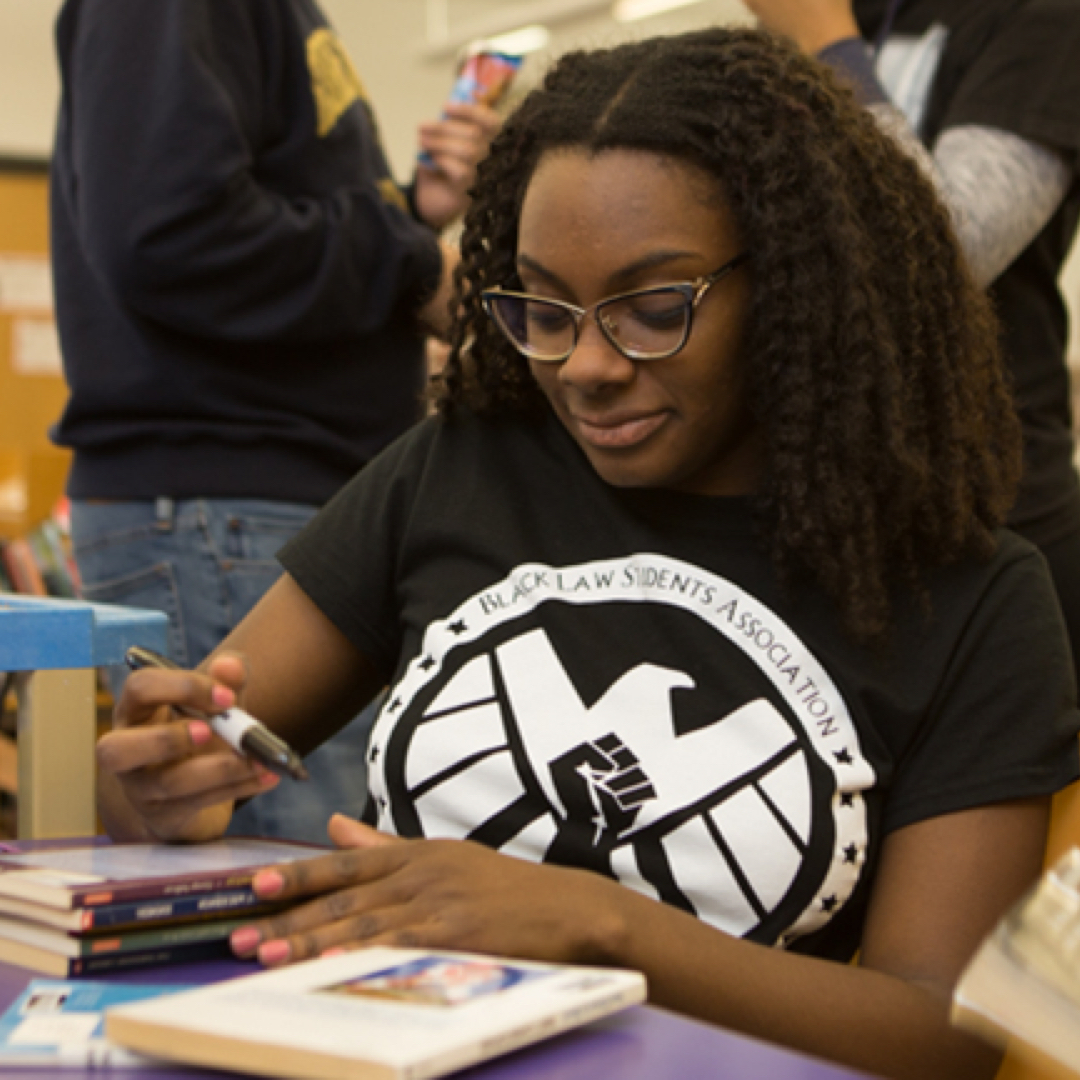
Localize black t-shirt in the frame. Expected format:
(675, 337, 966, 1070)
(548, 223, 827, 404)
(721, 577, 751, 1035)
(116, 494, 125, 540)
(280, 409, 1080, 961)
(854, 0, 1080, 543)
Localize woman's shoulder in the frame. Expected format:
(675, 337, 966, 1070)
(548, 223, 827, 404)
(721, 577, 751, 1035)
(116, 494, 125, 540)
(920, 525, 1064, 642)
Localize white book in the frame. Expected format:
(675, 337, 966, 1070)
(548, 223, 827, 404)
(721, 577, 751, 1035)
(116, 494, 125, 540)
(952, 846, 1080, 1074)
(106, 947, 647, 1080)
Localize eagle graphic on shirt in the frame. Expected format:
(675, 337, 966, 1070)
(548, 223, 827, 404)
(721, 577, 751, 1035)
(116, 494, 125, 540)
(367, 555, 874, 946)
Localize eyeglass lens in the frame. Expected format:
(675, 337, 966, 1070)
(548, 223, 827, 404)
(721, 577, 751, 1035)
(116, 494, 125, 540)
(489, 288, 691, 361)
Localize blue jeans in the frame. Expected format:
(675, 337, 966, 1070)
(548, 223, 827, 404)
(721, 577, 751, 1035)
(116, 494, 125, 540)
(71, 498, 372, 843)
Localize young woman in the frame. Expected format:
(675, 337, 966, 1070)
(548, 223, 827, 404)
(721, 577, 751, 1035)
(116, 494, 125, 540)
(97, 28, 1079, 1080)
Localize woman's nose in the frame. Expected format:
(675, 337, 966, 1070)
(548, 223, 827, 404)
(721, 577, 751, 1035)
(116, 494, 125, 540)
(557, 314, 636, 391)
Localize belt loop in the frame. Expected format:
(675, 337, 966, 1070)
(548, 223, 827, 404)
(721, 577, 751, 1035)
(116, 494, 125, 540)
(154, 497, 175, 531)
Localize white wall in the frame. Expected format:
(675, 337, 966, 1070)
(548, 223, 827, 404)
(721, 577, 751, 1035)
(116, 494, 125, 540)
(0, 0, 750, 172)
(0, 0, 64, 160)
(321, 0, 751, 178)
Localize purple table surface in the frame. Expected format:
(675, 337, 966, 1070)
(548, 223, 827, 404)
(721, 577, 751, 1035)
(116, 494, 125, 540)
(0, 955, 879, 1080)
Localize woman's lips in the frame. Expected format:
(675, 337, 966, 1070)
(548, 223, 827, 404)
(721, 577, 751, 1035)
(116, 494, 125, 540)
(573, 411, 667, 449)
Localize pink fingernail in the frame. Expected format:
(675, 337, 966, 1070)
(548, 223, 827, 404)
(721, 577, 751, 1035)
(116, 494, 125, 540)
(212, 686, 234, 710)
(253, 870, 285, 897)
(321, 947, 345, 958)
(258, 939, 290, 966)
(188, 721, 212, 746)
(258, 772, 281, 790)
(230, 927, 261, 955)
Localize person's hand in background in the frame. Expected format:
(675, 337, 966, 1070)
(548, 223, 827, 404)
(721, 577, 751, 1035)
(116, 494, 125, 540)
(415, 101, 502, 231)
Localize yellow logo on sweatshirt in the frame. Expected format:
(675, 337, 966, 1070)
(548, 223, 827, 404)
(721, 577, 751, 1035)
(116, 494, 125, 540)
(378, 178, 408, 212)
(307, 27, 366, 137)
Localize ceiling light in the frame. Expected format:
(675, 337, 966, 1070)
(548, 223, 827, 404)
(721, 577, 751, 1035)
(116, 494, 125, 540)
(481, 25, 551, 56)
(418, 0, 610, 59)
(613, 0, 706, 22)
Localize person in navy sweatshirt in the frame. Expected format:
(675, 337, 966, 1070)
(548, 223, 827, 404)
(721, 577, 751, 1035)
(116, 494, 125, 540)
(49, 0, 498, 842)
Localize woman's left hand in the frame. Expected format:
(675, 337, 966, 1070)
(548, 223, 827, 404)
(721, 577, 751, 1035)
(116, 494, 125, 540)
(229, 814, 627, 968)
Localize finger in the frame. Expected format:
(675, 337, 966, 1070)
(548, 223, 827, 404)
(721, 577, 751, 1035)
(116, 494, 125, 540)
(116, 668, 234, 730)
(420, 157, 470, 189)
(238, 894, 441, 967)
(249, 844, 401, 902)
(231, 870, 409, 962)
(257, 910, 442, 966)
(439, 101, 501, 136)
(135, 768, 280, 841)
(419, 124, 486, 156)
(97, 720, 215, 775)
(120, 749, 278, 811)
(327, 813, 401, 849)
(205, 651, 248, 696)
(417, 143, 479, 181)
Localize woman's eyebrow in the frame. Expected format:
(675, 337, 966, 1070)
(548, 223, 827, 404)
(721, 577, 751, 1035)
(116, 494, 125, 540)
(516, 248, 706, 292)
(515, 253, 565, 289)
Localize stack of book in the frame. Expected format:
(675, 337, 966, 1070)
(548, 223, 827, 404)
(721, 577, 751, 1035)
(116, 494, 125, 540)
(0, 837, 326, 977)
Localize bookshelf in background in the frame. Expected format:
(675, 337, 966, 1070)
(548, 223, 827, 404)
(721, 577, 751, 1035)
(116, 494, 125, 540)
(0, 157, 87, 837)
(0, 159, 70, 543)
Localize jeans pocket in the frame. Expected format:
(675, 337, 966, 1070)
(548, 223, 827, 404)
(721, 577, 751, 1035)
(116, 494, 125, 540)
(219, 506, 316, 621)
(222, 506, 317, 563)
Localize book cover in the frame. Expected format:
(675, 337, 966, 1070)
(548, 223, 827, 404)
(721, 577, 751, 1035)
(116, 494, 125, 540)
(0, 934, 236, 978)
(952, 846, 1080, 1073)
(0, 978, 183, 1067)
(0, 910, 248, 958)
(0, 836, 326, 910)
(106, 947, 647, 1080)
(0, 884, 273, 931)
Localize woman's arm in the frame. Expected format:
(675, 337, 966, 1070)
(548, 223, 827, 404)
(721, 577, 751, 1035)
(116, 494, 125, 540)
(230, 796, 1048, 1080)
(96, 574, 386, 843)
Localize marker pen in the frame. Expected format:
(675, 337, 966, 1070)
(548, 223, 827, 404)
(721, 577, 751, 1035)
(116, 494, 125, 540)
(124, 646, 309, 782)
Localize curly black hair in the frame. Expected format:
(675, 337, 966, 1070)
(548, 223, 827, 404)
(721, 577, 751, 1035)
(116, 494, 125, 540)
(434, 26, 1022, 642)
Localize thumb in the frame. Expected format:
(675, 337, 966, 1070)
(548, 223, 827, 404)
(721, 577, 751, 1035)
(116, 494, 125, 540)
(327, 813, 400, 850)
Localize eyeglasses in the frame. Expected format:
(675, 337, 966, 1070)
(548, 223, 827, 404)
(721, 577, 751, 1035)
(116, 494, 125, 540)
(481, 252, 749, 364)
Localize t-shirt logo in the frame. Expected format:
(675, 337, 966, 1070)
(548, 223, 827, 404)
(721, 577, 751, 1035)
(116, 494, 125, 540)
(368, 555, 876, 946)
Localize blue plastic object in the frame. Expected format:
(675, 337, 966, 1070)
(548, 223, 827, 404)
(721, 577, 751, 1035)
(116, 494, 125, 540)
(0, 595, 167, 672)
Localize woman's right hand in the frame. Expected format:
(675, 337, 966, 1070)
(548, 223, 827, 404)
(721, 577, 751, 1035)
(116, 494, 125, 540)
(95, 654, 280, 843)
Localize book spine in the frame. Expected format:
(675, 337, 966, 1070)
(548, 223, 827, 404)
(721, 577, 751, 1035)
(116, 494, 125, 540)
(74, 871, 267, 909)
(69, 938, 232, 977)
(73, 918, 245, 957)
(79, 888, 262, 929)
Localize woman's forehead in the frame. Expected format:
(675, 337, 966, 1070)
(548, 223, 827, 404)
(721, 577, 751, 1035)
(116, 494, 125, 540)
(517, 149, 738, 265)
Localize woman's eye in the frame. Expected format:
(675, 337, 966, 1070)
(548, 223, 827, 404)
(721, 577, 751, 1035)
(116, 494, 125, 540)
(623, 295, 686, 330)
(526, 304, 573, 332)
